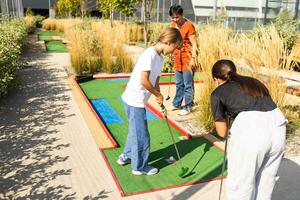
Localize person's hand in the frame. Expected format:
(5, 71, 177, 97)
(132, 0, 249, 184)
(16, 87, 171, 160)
(189, 58, 195, 67)
(160, 104, 167, 119)
(189, 58, 198, 71)
(156, 93, 163, 105)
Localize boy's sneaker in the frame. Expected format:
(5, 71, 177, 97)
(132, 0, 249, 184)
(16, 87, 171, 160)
(178, 108, 191, 116)
(167, 105, 180, 111)
(132, 166, 159, 175)
(117, 154, 131, 165)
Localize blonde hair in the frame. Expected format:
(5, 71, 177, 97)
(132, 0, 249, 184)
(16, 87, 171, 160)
(156, 27, 183, 49)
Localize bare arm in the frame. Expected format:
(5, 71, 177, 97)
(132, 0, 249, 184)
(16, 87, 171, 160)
(155, 76, 160, 92)
(214, 118, 229, 138)
(140, 71, 163, 104)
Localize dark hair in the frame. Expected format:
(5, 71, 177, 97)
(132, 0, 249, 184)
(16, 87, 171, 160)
(169, 5, 183, 16)
(212, 59, 271, 97)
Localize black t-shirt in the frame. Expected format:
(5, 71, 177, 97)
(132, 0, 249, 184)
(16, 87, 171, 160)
(211, 81, 277, 121)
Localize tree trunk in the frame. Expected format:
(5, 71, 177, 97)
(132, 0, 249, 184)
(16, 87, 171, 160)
(110, 4, 113, 28)
(143, 0, 149, 47)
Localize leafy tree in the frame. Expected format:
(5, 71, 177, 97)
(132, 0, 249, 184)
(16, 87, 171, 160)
(80, 0, 90, 17)
(97, 0, 141, 18)
(274, 9, 300, 51)
(97, 0, 141, 28)
(25, 7, 34, 16)
(57, 0, 80, 17)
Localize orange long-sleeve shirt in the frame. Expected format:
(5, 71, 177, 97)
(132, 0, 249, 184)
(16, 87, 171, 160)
(171, 19, 196, 71)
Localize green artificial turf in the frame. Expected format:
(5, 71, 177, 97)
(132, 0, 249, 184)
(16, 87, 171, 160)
(38, 31, 64, 41)
(80, 79, 226, 195)
(159, 72, 203, 83)
(80, 80, 125, 99)
(45, 41, 68, 53)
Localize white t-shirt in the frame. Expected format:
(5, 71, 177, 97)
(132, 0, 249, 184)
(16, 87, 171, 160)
(122, 47, 163, 108)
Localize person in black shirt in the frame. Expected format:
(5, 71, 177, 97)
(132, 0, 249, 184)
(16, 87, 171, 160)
(211, 59, 287, 200)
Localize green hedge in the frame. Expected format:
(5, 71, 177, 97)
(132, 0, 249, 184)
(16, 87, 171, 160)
(0, 18, 27, 97)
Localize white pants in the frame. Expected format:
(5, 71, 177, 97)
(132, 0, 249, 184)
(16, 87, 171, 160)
(227, 108, 287, 200)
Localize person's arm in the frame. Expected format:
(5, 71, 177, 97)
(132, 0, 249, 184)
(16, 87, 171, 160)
(140, 71, 163, 105)
(155, 76, 160, 93)
(211, 93, 229, 138)
(188, 34, 198, 70)
(214, 117, 229, 138)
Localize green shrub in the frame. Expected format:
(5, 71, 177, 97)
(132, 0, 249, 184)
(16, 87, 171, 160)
(162, 55, 173, 73)
(274, 9, 300, 52)
(33, 15, 46, 28)
(25, 7, 34, 16)
(24, 16, 36, 33)
(0, 18, 27, 97)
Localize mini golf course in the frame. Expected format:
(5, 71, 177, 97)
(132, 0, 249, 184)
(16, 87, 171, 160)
(77, 74, 226, 196)
(45, 40, 68, 53)
(38, 31, 64, 41)
(38, 31, 68, 53)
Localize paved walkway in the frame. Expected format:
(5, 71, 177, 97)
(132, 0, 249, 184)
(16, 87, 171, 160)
(0, 32, 300, 200)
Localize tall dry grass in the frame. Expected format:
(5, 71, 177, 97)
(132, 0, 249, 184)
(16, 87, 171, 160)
(62, 19, 132, 74)
(235, 25, 295, 109)
(42, 18, 133, 74)
(125, 22, 144, 43)
(148, 23, 169, 45)
(194, 24, 296, 132)
(195, 25, 234, 131)
(24, 16, 36, 33)
(42, 18, 82, 32)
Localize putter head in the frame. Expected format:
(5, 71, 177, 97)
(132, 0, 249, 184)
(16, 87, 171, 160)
(165, 96, 170, 100)
(179, 167, 189, 178)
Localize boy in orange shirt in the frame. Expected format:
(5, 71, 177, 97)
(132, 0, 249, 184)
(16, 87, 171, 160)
(168, 5, 198, 116)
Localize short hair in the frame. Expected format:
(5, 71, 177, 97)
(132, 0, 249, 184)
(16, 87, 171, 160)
(169, 5, 183, 16)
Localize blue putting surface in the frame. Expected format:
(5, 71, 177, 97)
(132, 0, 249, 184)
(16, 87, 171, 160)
(146, 110, 158, 120)
(118, 97, 158, 121)
(91, 99, 124, 125)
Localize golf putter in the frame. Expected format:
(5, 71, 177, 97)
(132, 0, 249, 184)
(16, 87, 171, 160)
(218, 138, 228, 200)
(218, 118, 232, 200)
(160, 104, 189, 178)
(165, 56, 173, 101)
(165, 75, 171, 100)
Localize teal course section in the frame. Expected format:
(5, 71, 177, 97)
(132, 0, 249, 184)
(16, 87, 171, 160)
(80, 78, 226, 196)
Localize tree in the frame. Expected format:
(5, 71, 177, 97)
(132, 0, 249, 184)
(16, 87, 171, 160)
(80, 0, 88, 17)
(274, 9, 300, 52)
(57, 0, 80, 17)
(97, 0, 141, 27)
(25, 7, 34, 16)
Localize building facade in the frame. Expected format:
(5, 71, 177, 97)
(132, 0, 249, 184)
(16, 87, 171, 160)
(0, 0, 23, 17)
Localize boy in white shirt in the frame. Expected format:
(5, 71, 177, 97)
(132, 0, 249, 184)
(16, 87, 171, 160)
(118, 28, 183, 175)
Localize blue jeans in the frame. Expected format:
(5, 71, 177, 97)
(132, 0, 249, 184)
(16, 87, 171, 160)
(173, 70, 194, 109)
(122, 102, 150, 171)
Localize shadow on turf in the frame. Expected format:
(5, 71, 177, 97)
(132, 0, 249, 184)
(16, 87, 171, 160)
(149, 138, 215, 176)
(181, 143, 212, 178)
